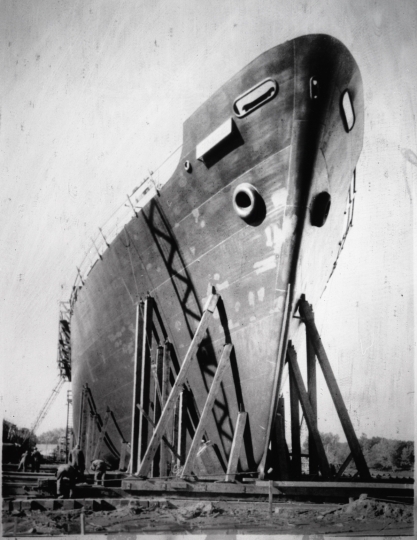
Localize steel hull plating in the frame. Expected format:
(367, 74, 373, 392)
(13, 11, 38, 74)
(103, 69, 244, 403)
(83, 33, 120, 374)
(71, 34, 364, 472)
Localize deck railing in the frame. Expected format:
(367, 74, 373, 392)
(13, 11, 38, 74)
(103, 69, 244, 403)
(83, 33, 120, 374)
(68, 144, 182, 311)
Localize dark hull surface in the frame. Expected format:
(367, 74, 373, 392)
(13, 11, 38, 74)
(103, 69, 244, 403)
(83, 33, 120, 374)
(71, 34, 364, 472)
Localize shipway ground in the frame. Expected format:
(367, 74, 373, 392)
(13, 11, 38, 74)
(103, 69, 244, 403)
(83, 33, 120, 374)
(2, 496, 414, 536)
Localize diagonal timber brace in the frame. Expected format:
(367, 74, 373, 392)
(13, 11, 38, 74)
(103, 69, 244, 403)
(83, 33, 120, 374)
(136, 294, 219, 477)
(225, 411, 248, 482)
(298, 297, 370, 480)
(287, 343, 331, 479)
(181, 343, 233, 477)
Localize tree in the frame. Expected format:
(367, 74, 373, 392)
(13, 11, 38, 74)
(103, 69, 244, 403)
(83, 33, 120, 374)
(37, 427, 66, 444)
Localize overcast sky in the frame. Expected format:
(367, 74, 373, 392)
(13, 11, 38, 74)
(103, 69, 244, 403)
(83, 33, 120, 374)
(1, 0, 415, 442)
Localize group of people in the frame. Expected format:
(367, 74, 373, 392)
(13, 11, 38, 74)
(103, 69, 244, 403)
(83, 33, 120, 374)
(18, 447, 41, 472)
(56, 445, 108, 499)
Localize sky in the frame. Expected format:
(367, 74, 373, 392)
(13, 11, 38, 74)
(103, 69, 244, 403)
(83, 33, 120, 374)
(1, 0, 415, 443)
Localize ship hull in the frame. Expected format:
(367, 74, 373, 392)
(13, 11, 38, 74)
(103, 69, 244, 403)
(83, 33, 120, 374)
(71, 34, 364, 472)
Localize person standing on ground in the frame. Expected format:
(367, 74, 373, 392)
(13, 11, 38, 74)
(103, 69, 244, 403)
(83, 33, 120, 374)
(90, 459, 107, 486)
(56, 463, 77, 499)
(31, 447, 41, 472)
(17, 449, 31, 472)
(70, 444, 85, 481)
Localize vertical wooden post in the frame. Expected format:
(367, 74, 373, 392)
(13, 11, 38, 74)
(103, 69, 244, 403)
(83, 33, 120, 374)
(92, 407, 111, 461)
(274, 397, 290, 480)
(287, 344, 331, 479)
(79, 385, 89, 455)
(85, 412, 96, 469)
(138, 296, 153, 464)
(307, 332, 319, 476)
(160, 340, 171, 477)
(130, 302, 143, 474)
(137, 294, 219, 478)
(77, 385, 85, 449)
(289, 363, 301, 479)
(177, 386, 188, 469)
(91, 415, 98, 467)
(119, 440, 128, 471)
(84, 412, 90, 467)
(299, 298, 370, 479)
(151, 345, 164, 477)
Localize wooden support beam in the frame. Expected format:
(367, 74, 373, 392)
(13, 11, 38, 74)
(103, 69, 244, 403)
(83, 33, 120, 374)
(287, 344, 331, 479)
(136, 404, 181, 461)
(177, 386, 188, 468)
(77, 385, 86, 450)
(84, 411, 92, 467)
(130, 303, 143, 473)
(289, 356, 301, 479)
(181, 343, 232, 477)
(86, 413, 97, 469)
(258, 284, 291, 479)
(138, 296, 153, 464)
(119, 440, 128, 471)
(160, 341, 171, 477)
(136, 294, 219, 477)
(152, 346, 164, 476)
(110, 410, 126, 445)
(274, 397, 290, 480)
(307, 332, 319, 476)
(92, 408, 111, 461)
(299, 298, 371, 480)
(225, 411, 247, 482)
(335, 452, 353, 480)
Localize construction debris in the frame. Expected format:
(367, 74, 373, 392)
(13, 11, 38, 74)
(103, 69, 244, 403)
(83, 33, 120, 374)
(2, 496, 413, 535)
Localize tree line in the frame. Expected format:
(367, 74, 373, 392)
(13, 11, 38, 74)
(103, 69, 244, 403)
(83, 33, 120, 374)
(303, 432, 414, 471)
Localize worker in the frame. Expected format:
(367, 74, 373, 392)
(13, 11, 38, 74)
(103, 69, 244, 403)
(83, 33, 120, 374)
(90, 459, 107, 486)
(56, 463, 76, 499)
(17, 449, 31, 472)
(31, 447, 41, 472)
(70, 444, 85, 481)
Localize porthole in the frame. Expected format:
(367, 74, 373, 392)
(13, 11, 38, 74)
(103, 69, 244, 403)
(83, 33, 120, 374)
(233, 183, 266, 226)
(233, 79, 278, 118)
(311, 192, 331, 227)
(341, 90, 355, 132)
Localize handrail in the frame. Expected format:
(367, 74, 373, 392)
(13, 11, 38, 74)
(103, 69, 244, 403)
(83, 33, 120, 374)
(68, 144, 182, 311)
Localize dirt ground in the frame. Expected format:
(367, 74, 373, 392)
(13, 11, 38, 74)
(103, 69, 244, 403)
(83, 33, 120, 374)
(2, 495, 414, 536)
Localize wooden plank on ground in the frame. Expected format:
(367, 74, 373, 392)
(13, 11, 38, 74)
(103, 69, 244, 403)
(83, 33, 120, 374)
(225, 412, 247, 482)
(299, 298, 371, 480)
(136, 294, 219, 477)
(287, 344, 331, 480)
(181, 343, 232, 477)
